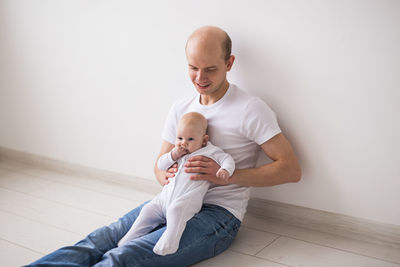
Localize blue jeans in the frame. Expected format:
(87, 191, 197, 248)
(25, 202, 241, 267)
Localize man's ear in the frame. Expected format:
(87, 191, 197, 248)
(203, 135, 209, 146)
(226, 55, 235, 71)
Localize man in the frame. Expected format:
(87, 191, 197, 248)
(27, 26, 301, 267)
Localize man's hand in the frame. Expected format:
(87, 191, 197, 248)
(185, 155, 229, 185)
(160, 163, 178, 185)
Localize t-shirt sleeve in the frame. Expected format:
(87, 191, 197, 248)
(241, 97, 281, 145)
(161, 103, 179, 144)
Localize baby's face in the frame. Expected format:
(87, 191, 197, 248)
(175, 123, 205, 154)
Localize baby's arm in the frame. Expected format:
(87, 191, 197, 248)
(157, 147, 188, 170)
(157, 151, 176, 171)
(171, 146, 188, 161)
(215, 152, 235, 181)
(216, 168, 230, 180)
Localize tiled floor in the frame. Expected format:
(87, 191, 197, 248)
(0, 160, 399, 267)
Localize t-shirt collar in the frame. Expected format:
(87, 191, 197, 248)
(195, 83, 234, 109)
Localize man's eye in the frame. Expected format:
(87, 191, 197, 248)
(206, 68, 216, 72)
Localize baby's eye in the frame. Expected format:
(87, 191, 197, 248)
(188, 138, 194, 141)
(177, 137, 183, 140)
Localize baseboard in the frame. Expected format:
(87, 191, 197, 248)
(1, 146, 399, 249)
(247, 198, 400, 249)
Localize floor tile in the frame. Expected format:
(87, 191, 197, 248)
(193, 250, 288, 267)
(243, 214, 400, 264)
(257, 236, 399, 267)
(0, 159, 161, 197)
(1, 160, 399, 267)
(0, 210, 82, 255)
(0, 188, 114, 235)
(0, 159, 29, 171)
(229, 226, 279, 255)
(7, 164, 158, 202)
(28, 180, 142, 218)
(0, 168, 53, 194)
(0, 239, 43, 267)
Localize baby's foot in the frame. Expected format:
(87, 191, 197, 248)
(153, 243, 178, 256)
(117, 237, 127, 247)
(153, 234, 179, 256)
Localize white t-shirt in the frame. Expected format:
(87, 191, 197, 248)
(162, 84, 281, 221)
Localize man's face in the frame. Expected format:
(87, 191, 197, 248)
(186, 41, 232, 97)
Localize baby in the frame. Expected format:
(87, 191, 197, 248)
(118, 112, 235, 255)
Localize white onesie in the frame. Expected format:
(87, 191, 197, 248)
(118, 141, 235, 256)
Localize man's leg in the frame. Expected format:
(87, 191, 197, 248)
(93, 204, 241, 267)
(25, 201, 150, 267)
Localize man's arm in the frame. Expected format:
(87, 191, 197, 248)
(154, 140, 176, 185)
(187, 133, 301, 186)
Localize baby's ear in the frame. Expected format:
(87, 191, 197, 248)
(203, 135, 209, 146)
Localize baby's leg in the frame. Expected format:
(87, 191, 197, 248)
(153, 191, 205, 255)
(118, 199, 164, 247)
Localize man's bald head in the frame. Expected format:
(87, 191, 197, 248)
(186, 26, 232, 62)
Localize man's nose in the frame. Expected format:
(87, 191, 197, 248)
(197, 70, 206, 81)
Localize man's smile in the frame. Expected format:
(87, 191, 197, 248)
(196, 83, 211, 89)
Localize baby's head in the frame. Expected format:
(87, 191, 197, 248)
(176, 112, 209, 154)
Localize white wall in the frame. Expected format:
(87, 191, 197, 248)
(1, 0, 399, 226)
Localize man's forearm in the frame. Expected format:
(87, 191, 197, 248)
(154, 163, 166, 185)
(228, 133, 302, 187)
(229, 160, 301, 187)
(154, 141, 175, 186)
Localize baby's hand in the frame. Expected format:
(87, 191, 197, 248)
(171, 146, 188, 161)
(216, 168, 230, 181)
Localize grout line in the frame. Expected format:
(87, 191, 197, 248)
(241, 224, 287, 240)
(243, 224, 400, 265)
(254, 235, 281, 256)
(253, 255, 293, 267)
(253, 256, 293, 267)
(279, 236, 400, 265)
(0, 237, 45, 256)
(227, 249, 292, 267)
(248, 198, 400, 250)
